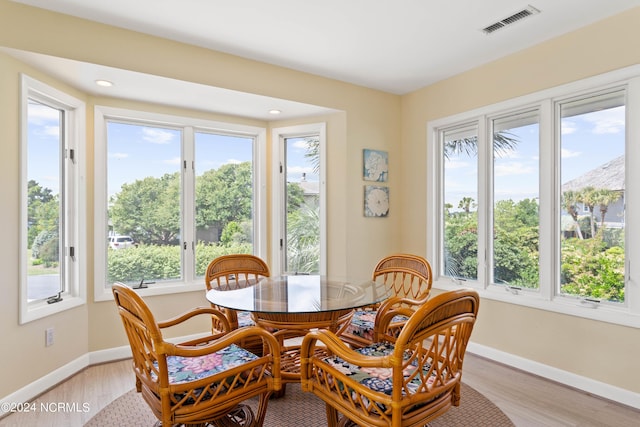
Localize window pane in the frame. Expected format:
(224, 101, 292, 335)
(492, 111, 540, 290)
(284, 136, 320, 274)
(194, 132, 254, 275)
(442, 126, 478, 281)
(26, 100, 63, 300)
(106, 122, 182, 286)
(559, 92, 625, 303)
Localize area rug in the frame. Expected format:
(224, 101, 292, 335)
(85, 382, 513, 426)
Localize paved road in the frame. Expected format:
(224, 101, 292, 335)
(27, 274, 60, 300)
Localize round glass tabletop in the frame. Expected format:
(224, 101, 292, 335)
(206, 274, 390, 314)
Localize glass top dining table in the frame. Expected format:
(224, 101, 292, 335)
(206, 274, 392, 385)
(205, 274, 391, 314)
(207, 275, 390, 386)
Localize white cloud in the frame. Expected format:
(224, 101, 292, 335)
(495, 151, 521, 160)
(164, 156, 181, 165)
(561, 148, 581, 158)
(445, 160, 470, 169)
(287, 165, 314, 175)
(494, 162, 533, 177)
(109, 152, 129, 159)
(142, 127, 176, 144)
(27, 103, 60, 125)
(584, 108, 624, 134)
(37, 126, 60, 138)
(561, 120, 578, 135)
(292, 140, 310, 150)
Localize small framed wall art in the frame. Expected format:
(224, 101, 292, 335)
(364, 185, 389, 217)
(363, 149, 388, 182)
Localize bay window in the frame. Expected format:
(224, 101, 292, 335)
(94, 106, 266, 300)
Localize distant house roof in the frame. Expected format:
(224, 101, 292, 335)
(561, 155, 624, 192)
(297, 180, 319, 195)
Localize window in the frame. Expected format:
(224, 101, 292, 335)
(20, 75, 86, 323)
(491, 110, 540, 291)
(428, 66, 640, 327)
(558, 91, 625, 303)
(272, 124, 326, 275)
(94, 107, 266, 300)
(442, 125, 479, 281)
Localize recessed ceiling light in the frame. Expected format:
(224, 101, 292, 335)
(95, 79, 114, 87)
(269, 109, 282, 115)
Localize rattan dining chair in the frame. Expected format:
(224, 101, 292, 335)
(341, 253, 433, 348)
(300, 288, 480, 427)
(205, 254, 271, 356)
(112, 283, 281, 427)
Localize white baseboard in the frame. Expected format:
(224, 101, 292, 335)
(2, 337, 638, 413)
(0, 353, 90, 413)
(467, 342, 640, 410)
(0, 332, 208, 415)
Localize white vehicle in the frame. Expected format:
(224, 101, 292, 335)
(109, 235, 136, 250)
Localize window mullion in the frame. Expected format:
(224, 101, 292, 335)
(477, 117, 489, 288)
(538, 99, 555, 301)
(626, 77, 640, 312)
(182, 126, 195, 283)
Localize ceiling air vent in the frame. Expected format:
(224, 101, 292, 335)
(482, 5, 540, 35)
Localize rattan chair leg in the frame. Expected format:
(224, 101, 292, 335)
(325, 403, 340, 427)
(254, 392, 273, 427)
(210, 403, 256, 427)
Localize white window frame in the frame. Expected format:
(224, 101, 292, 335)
(94, 106, 267, 301)
(19, 75, 87, 324)
(427, 65, 640, 328)
(271, 123, 327, 276)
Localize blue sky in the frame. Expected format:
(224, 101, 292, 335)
(444, 106, 625, 210)
(105, 123, 316, 197)
(29, 105, 624, 203)
(28, 113, 317, 199)
(27, 101, 62, 193)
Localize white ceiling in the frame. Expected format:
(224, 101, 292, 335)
(7, 0, 640, 119)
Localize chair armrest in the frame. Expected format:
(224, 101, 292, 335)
(374, 296, 420, 327)
(376, 295, 424, 314)
(157, 306, 231, 332)
(301, 329, 391, 369)
(166, 325, 281, 362)
(372, 306, 415, 343)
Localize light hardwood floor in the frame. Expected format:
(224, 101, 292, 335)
(0, 353, 638, 427)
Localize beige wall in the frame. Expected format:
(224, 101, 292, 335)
(400, 8, 640, 394)
(0, 0, 638, 403)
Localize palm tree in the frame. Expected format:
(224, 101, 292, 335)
(578, 186, 598, 238)
(287, 199, 320, 273)
(444, 131, 519, 160)
(458, 197, 475, 214)
(562, 190, 584, 239)
(303, 136, 320, 175)
(595, 188, 621, 230)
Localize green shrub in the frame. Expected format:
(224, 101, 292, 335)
(31, 229, 58, 260)
(561, 238, 624, 301)
(107, 242, 252, 284)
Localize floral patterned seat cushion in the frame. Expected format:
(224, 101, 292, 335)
(237, 310, 278, 333)
(322, 341, 435, 396)
(344, 310, 409, 342)
(237, 310, 255, 328)
(154, 343, 259, 385)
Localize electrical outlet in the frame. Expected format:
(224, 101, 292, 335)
(45, 327, 54, 347)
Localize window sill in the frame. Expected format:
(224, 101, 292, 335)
(433, 279, 640, 329)
(94, 281, 206, 302)
(20, 295, 86, 325)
